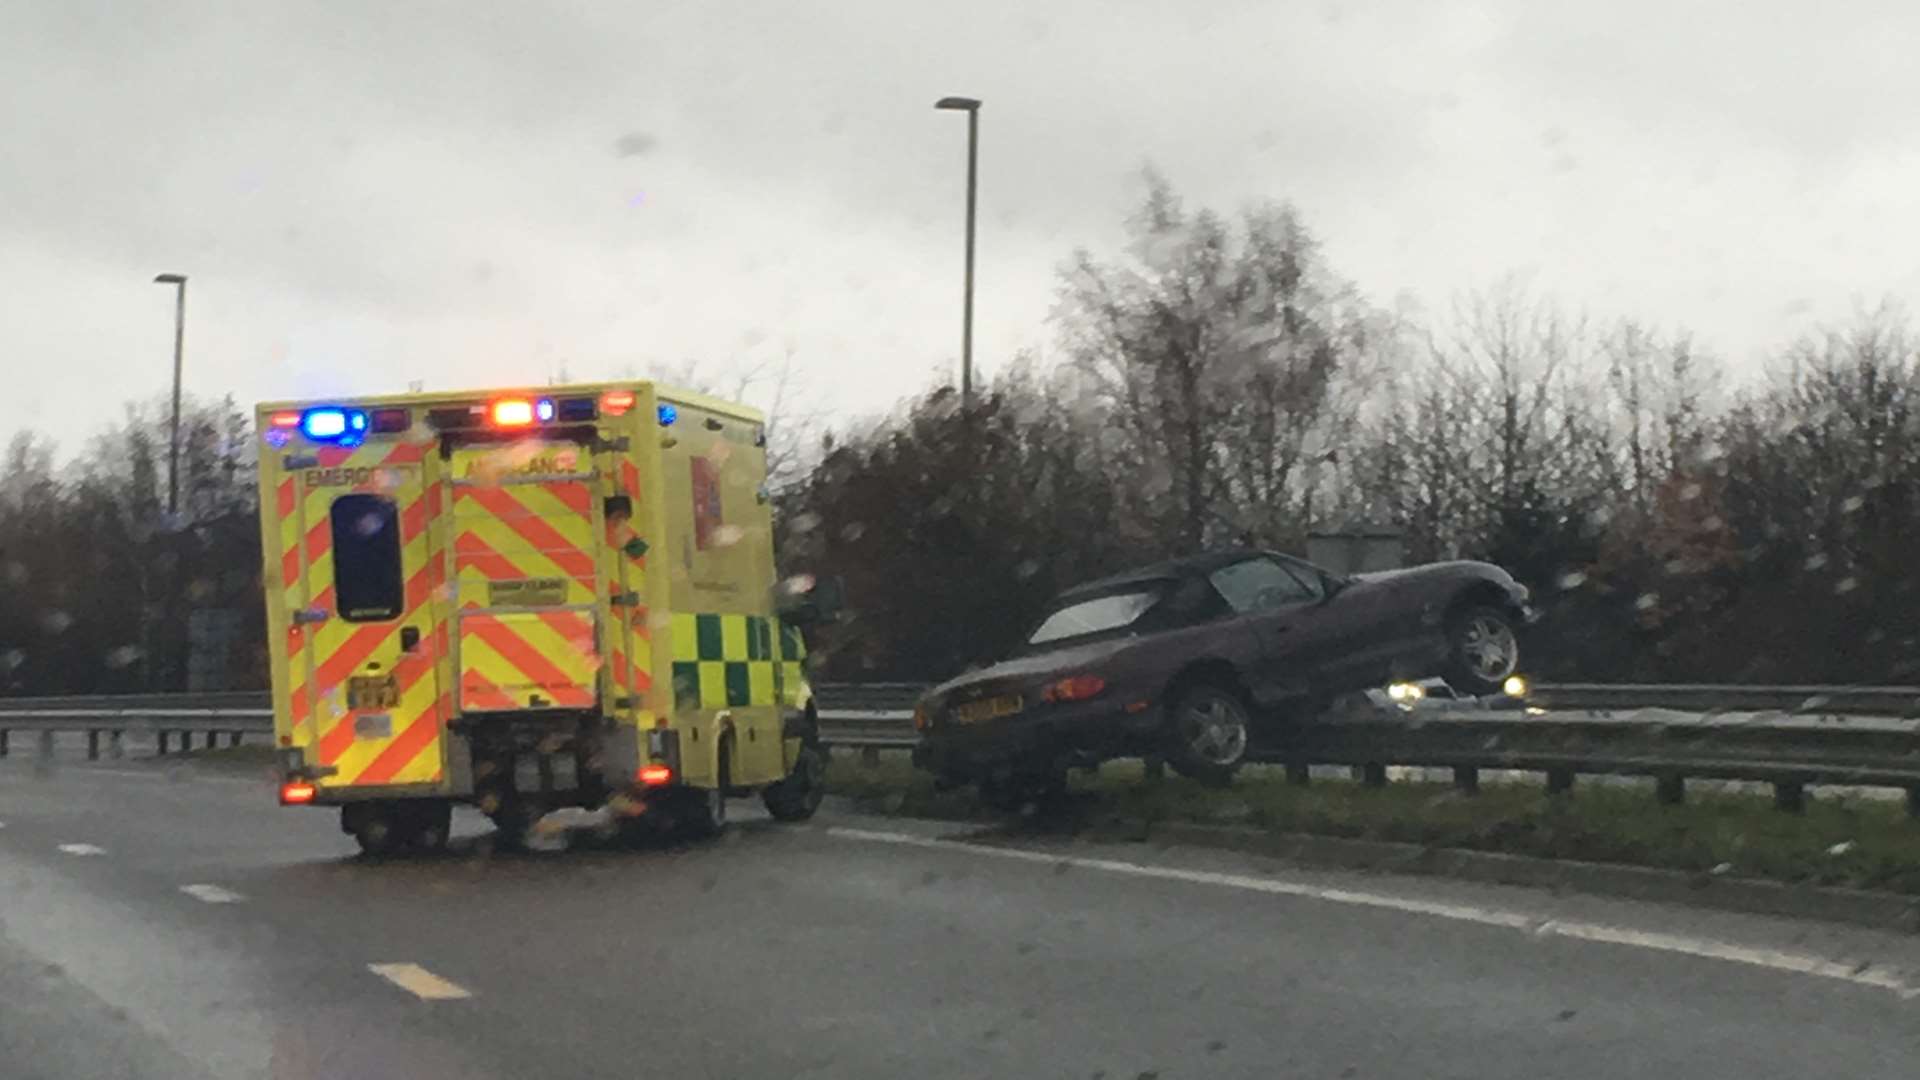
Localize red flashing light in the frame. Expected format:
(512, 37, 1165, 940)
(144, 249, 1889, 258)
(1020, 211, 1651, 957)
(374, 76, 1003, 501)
(600, 390, 636, 416)
(269, 411, 301, 429)
(491, 399, 535, 427)
(638, 763, 674, 786)
(279, 780, 318, 805)
(1042, 675, 1107, 704)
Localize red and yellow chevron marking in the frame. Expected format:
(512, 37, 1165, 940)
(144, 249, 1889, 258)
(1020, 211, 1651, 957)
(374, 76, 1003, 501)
(446, 441, 603, 715)
(278, 439, 446, 789)
(451, 480, 597, 606)
(457, 610, 598, 710)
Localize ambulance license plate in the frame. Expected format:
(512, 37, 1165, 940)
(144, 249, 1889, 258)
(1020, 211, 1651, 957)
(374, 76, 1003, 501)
(348, 675, 398, 711)
(954, 695, 1023, 724)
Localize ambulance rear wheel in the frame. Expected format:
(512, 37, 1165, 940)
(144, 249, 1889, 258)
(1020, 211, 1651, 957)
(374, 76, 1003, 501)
(675, 740, 730, 839)
(762, 743, 827, 822)
(344, 802, 405, 858)
(398, 800, 453, 853)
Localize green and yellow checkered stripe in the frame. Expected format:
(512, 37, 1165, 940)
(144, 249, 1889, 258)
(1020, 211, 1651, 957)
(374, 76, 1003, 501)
(776, 620, 807, 709)
(671, 613, 779, 713)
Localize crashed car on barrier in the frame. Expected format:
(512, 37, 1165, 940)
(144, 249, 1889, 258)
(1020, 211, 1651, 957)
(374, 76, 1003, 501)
(910, 549, 1532, 806)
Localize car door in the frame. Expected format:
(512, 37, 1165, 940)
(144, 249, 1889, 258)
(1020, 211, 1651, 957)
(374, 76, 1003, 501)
(1205, 556, 1339, 702)
(1277, 555, 1411, 690)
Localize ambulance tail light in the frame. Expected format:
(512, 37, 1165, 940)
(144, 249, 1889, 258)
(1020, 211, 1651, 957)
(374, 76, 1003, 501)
(279, 780, 318, 806)
(599, 390, 636, 416)
(268, 411, 301, 429)
(638, 763, 674, 787)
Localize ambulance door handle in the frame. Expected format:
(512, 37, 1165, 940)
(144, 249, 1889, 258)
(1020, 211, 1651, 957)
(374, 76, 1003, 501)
(399, 627, 421, 653)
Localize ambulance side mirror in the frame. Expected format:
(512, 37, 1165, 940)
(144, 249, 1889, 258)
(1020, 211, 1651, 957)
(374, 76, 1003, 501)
(776, 575, 845, 627)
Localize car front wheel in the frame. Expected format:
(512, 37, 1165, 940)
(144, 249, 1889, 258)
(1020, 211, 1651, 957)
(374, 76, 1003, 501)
(1446, 606, 1521, 696)
(1164, 683, 1250, 787)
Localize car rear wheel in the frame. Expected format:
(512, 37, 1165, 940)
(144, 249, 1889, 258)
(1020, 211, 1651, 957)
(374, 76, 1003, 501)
(1164, 683, 1250, 787)
(1447, 606, 1521, 696)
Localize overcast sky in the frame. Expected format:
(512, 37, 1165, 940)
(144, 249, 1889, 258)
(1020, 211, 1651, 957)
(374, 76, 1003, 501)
(7, 0, 1920, 457)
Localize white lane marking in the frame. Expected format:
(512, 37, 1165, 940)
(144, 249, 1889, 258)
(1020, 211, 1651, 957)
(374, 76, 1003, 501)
(180, 884, 244, 904)
(56, 843, 105, 856)
(827, 826, 1917, 998)
(368, 963, 473, 1001)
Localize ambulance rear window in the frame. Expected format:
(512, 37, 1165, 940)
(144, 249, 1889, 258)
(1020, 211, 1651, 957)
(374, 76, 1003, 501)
(329, 495, 404, 622)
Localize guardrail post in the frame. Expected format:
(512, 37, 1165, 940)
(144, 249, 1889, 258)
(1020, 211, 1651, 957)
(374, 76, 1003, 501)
(1357, 763, 1386, 788)
(1656, 774, 1685, 806)
(229, 731, 243, 748)
(1285, 762, 1310, 786)
(87, 730, 99, 761)
(204, 731, 217, 750)
(1546, 769, 1575, 796)
(0, 728, 9, 757)
(1773, 782, 1806, 814)
(157, 731, 170, 756)
(1452, 767, 1479, 795)
(110, 731, 124, 760)
(38, 729, 55, 759)
(860, 746, 880, 767)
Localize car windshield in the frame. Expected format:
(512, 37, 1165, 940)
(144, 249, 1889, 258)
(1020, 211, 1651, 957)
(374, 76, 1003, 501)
(1026, 588, 1161, 646)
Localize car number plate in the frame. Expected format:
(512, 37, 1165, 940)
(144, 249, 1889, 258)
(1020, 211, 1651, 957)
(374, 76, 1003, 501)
(954, 694, 1023, 724)
(347, 674, 399, 711)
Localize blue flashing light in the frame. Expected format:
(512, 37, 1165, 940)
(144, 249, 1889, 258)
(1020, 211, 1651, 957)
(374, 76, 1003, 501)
(301, 408, 348, 440)
(657, 403, 678, 427)
(535, 397, 556, 423)
(300, 407, 369, 445)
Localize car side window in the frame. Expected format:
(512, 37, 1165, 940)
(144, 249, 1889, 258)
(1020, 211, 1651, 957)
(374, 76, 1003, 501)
(1276, 557, 1329, 603)
(1209, 557, 1318, 615)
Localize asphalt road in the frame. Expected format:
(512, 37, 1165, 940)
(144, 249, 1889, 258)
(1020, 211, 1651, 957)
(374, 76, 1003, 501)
(5, 757, 1920, 1079)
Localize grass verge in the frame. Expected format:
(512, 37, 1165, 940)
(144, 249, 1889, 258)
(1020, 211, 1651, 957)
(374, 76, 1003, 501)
(825, 751, 1920, 896)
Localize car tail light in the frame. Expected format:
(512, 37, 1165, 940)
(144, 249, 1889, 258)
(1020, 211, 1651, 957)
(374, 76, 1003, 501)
(279, 780, 317, 805)
(638, 763, 674, 786)
(912, 704, 930, 731)
(1042, 675, 1106, 704)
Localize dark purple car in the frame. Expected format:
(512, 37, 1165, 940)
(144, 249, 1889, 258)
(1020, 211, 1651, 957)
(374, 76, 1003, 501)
(910, 550, 1532, 804)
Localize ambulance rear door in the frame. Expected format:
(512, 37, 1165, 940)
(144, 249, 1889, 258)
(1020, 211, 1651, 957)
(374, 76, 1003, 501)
(446, 438, 605, 713)
(277, 438, 449, 792)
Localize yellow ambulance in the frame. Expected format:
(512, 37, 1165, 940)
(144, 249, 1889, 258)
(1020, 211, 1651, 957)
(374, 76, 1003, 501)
(254, 382, 833, 854)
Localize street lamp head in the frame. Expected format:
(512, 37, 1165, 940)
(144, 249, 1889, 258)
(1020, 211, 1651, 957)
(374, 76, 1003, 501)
(154, 273, 186, 285)
(934, 96, 981, 111)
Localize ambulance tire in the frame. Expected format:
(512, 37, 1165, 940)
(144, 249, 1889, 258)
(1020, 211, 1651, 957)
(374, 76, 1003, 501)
(485, 799, 537, 852)
(399, 800, 453, 854)
(676, 739, 730, 839)
(344, 802, 405, 859)
(762, 743, 827, 822)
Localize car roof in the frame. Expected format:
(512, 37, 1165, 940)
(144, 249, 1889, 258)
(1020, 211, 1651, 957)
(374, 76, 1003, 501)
(1056, 549, 1273, 601)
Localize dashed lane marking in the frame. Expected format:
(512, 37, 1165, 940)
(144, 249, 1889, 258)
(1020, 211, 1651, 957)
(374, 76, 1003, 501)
(368, 963, 473, 1001)
(180, 884, 244, 904)
(56, 843, 105, 856)
(826, 826, 1917, 999)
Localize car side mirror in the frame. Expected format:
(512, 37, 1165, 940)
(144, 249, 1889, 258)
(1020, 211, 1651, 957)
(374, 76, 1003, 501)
(775, 574, 846, 627)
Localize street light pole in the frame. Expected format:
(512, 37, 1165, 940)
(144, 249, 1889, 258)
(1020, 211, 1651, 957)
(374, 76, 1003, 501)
(935, 96, 981, 407)
(154, 274, 187, 516)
